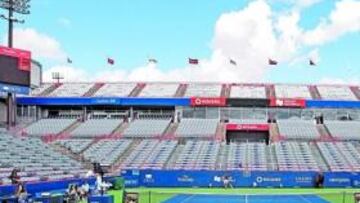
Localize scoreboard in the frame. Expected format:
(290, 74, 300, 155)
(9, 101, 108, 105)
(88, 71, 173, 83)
(0, 46, 31, 94)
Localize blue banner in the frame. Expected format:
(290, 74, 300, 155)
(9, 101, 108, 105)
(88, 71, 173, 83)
(0, 82, 29, 95)
(16, 97, 190, 106)
(121, 169, 360, 188)
(306, 100, 360, 109)
(122, 170, 318, 188)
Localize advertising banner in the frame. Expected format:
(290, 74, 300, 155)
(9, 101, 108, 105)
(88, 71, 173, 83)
(190, 97, 226, 107)
(270, 98, 306, 108)
(226, 124, 269, 131)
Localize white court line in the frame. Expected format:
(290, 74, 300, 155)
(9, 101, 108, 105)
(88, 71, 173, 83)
(298, 195, 313, 203)
(181, 194, 195, 203)
(245, 194, 249, 203)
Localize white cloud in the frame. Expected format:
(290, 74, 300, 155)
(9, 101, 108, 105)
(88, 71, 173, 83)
(5, 28, 67, 61)
(40, 0, 359, 84)
(43, 65, 88, 82)
(303, 0, 360, 45)
(308, 49, 320, 63)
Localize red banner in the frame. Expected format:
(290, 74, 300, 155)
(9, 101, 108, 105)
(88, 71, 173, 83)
(0, 46, 31, 71)
(226, 124, 269, 131)
(190, 97, 226, 107)
(270, 98, 306, 108)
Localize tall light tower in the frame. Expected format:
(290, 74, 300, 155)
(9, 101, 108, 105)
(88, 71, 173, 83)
(0, 0, 31, 48)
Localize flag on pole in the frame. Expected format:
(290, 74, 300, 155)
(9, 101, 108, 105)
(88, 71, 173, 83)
(148, 58, 158, 64)
(268, 58, 278, 65)
(67, 57, 72, 64)
(107, 58, 115, 65)
(230, 59, 237, 66)
(188, 58, 199, 65)
(309, 59, 316, 66)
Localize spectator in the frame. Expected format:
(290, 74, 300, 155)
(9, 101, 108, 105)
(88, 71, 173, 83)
(16, 182, 28, 203)
(95, 173, 104, 195)
(9, 168, 20, 184)
(94, 173, 112, 195)
(315, 172, 324, 188)
(79, 182, 90, 200)
(66, 184, 79, 203)
(223, 175, 233, 189)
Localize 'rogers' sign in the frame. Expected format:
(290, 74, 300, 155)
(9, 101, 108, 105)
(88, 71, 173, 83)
(226, 124, 269, 131)
(190, 97, 226, 106)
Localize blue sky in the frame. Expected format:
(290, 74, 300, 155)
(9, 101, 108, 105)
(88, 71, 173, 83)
(0, 0, 359, 83)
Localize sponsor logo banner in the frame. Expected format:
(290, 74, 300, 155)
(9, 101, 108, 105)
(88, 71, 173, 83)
(226, 124, 269, 131)
(270, 98, 306, 108)
(0, 82, 29, 95)
(190, 97, 226, 106)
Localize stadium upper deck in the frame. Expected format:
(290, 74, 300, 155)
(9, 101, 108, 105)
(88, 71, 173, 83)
(15, 82, 360, 109)
(25, 82, 360, 100)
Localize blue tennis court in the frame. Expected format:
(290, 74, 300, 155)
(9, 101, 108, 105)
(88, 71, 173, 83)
(162, 194, 330, 203)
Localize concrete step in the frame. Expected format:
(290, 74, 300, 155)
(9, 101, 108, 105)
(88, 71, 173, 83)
(270, 123, 282, 142)
(174, 84, 187, 97)
(83, 83, 104, 97)
(163, 123, 178, 139)
(165, 144, 184, 169)
(216, 143, 228, 170)
(312, 142, 331, 171)
(112, 140, 141, 171)
(129, 83, 145, 97)
(316, 124, 333, 141)
(110, 122, 129, 137)
(40, 83, 62, 96)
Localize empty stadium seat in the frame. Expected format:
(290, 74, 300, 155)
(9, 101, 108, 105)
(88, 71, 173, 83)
(49, 83, 94, 97)
(24, 118, 76, 136)
(71, 118, 122, 138)
(82, 139, 132, 166)
(170, 141, 220, 170)
(274, 85, 312, 99)
(277, 120, 320, 140)
(121, 140, 177, 169)
(175, 119, 218, 138)
(0, 133, 86, 184)
(184, 84, 222, 97)
(230, 85, 266, 98)
(123, 119, 170, 138)
(94, 83, 136, 97)
(225, 142, 268, 171)
(316, 142, 353, 171)
(55, 139, 93, 154)
(30, 83, 52, 96)
(317, 86, 357, 100)
(273, 142, 319, 171)
(139, 83, 179, 97)
(325, 121, 360, 140)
